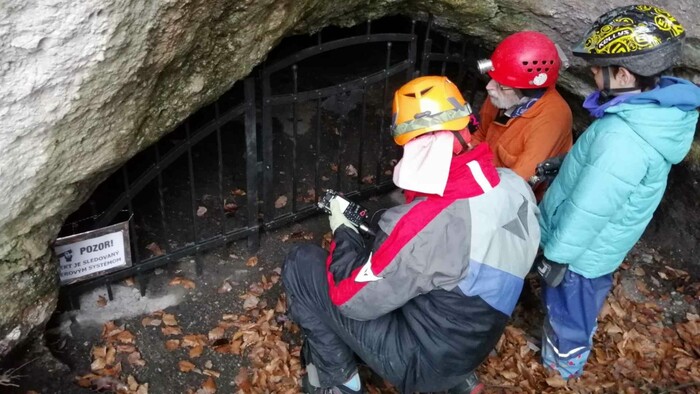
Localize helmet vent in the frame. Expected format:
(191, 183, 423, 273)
(420, 87, 433, 95)
(527, 68, 533, 72)
(537, 68, 542, 72)
(522, 61, 529, 65)
(404, 93, 416, 98)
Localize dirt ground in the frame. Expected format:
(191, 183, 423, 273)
(2, 192, 700, 394)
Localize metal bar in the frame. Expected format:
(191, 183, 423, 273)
(215, 101, 226, 237)
(421, 15, 434, 76)
(357, 85, 367, 189)
(291, 65, 299, 212)
(154, 144, 168, 253)
(121, 166, 145, 296)
(265, 60, 413, 106)
(314, 95, 322, 202)
(457, 41, 467, 85)
(107, 283, 113, 301)
(262, 68, 274, 224)
(185, 123, 202, 276)
(263, 33, 415, 75)
(441, 39, 450, 76)
(408, 32, 417, 79)
(243, 78, 260, 251)
(376, 41, 392, 184)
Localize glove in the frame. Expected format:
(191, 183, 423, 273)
(536, 255, 568, 287)
(328, 197, 358, 234)
(530, 154, 566, 186)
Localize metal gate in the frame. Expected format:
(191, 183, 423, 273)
(58, 16, 483, 308)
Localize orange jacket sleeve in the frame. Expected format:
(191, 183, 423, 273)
(508, 107, 572, 180)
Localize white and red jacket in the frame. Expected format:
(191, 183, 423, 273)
(325, 143, 540, 375)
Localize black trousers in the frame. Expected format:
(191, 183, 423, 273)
(282, 244, 499, 393)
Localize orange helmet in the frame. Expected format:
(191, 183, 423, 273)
(391, 76, 473, 146)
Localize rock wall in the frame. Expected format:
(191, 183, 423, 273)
(0, 0, 698, 356)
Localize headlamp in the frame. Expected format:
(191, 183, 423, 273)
(476, 59, 493, 74)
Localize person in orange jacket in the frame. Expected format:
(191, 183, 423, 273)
(472, 31, 573, 200)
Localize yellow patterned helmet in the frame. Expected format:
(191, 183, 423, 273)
(572, 4, 686, 76)
(391, 76, 472, 146)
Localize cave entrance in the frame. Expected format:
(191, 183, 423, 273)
(58, 15, 489, 309)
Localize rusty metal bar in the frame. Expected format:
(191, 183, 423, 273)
(291, 65, 299, 213)
(243, 78, 259, 251)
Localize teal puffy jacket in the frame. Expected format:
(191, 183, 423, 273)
(539, 77, 700, 278)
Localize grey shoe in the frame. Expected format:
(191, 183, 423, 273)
(302, 373, 364, 394)
(447, 371, 485, 394)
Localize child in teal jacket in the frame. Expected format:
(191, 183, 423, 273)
(538, 4, 700, 378)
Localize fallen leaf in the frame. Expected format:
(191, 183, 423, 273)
(97, 295, 107, 307)
(330, 163, 338, 173)
(281, 231, 314, 242)
(116, 330, 135, 344)
(162, 313, 178, 326)
(345, 164, 358, 177)
(105, 346, 116, 365)
(162, 326, 183, 336)
(224, 200, 239, 214)
(91, 375, 127, 392)
(231, 188, 247, 196)
(200, 376, 217, 394)
(182, 335, 207, 348)
(234, 367, 252, 391)
(197, 206, 208, 217)
(146, 242, 165, 257)
(91, 357, 106, 372)
(246, 256, 259, 267)
(361, 174, 375, 184)
(127, 375, 139, 391)
(545, 375, 567, 388)
(203, 369, 221, 378)
(217, 280, 233, 294)
(274, 195, 288, 209)
(208, 327, 225, 341)
(92, 346, 107, 359)
(127, 351, 146, 367)
(179, 360, 196, 373)
(141, 317, 162, 327)
(634, 267, 646, 276)
(169, 276, 196, 289)
(243, 295, 260, 309)
(189, 345, 204, 358)
(122, 277, 136, 286)
(165, 339, 180, 351)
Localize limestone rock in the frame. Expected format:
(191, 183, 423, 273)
(0, 0, 698, 357)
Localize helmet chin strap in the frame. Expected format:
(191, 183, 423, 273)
(600, 66, 640, 102)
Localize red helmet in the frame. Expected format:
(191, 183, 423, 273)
(481, 31, 561, 89)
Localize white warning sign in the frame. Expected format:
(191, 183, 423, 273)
(55, 220, 132, 285)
